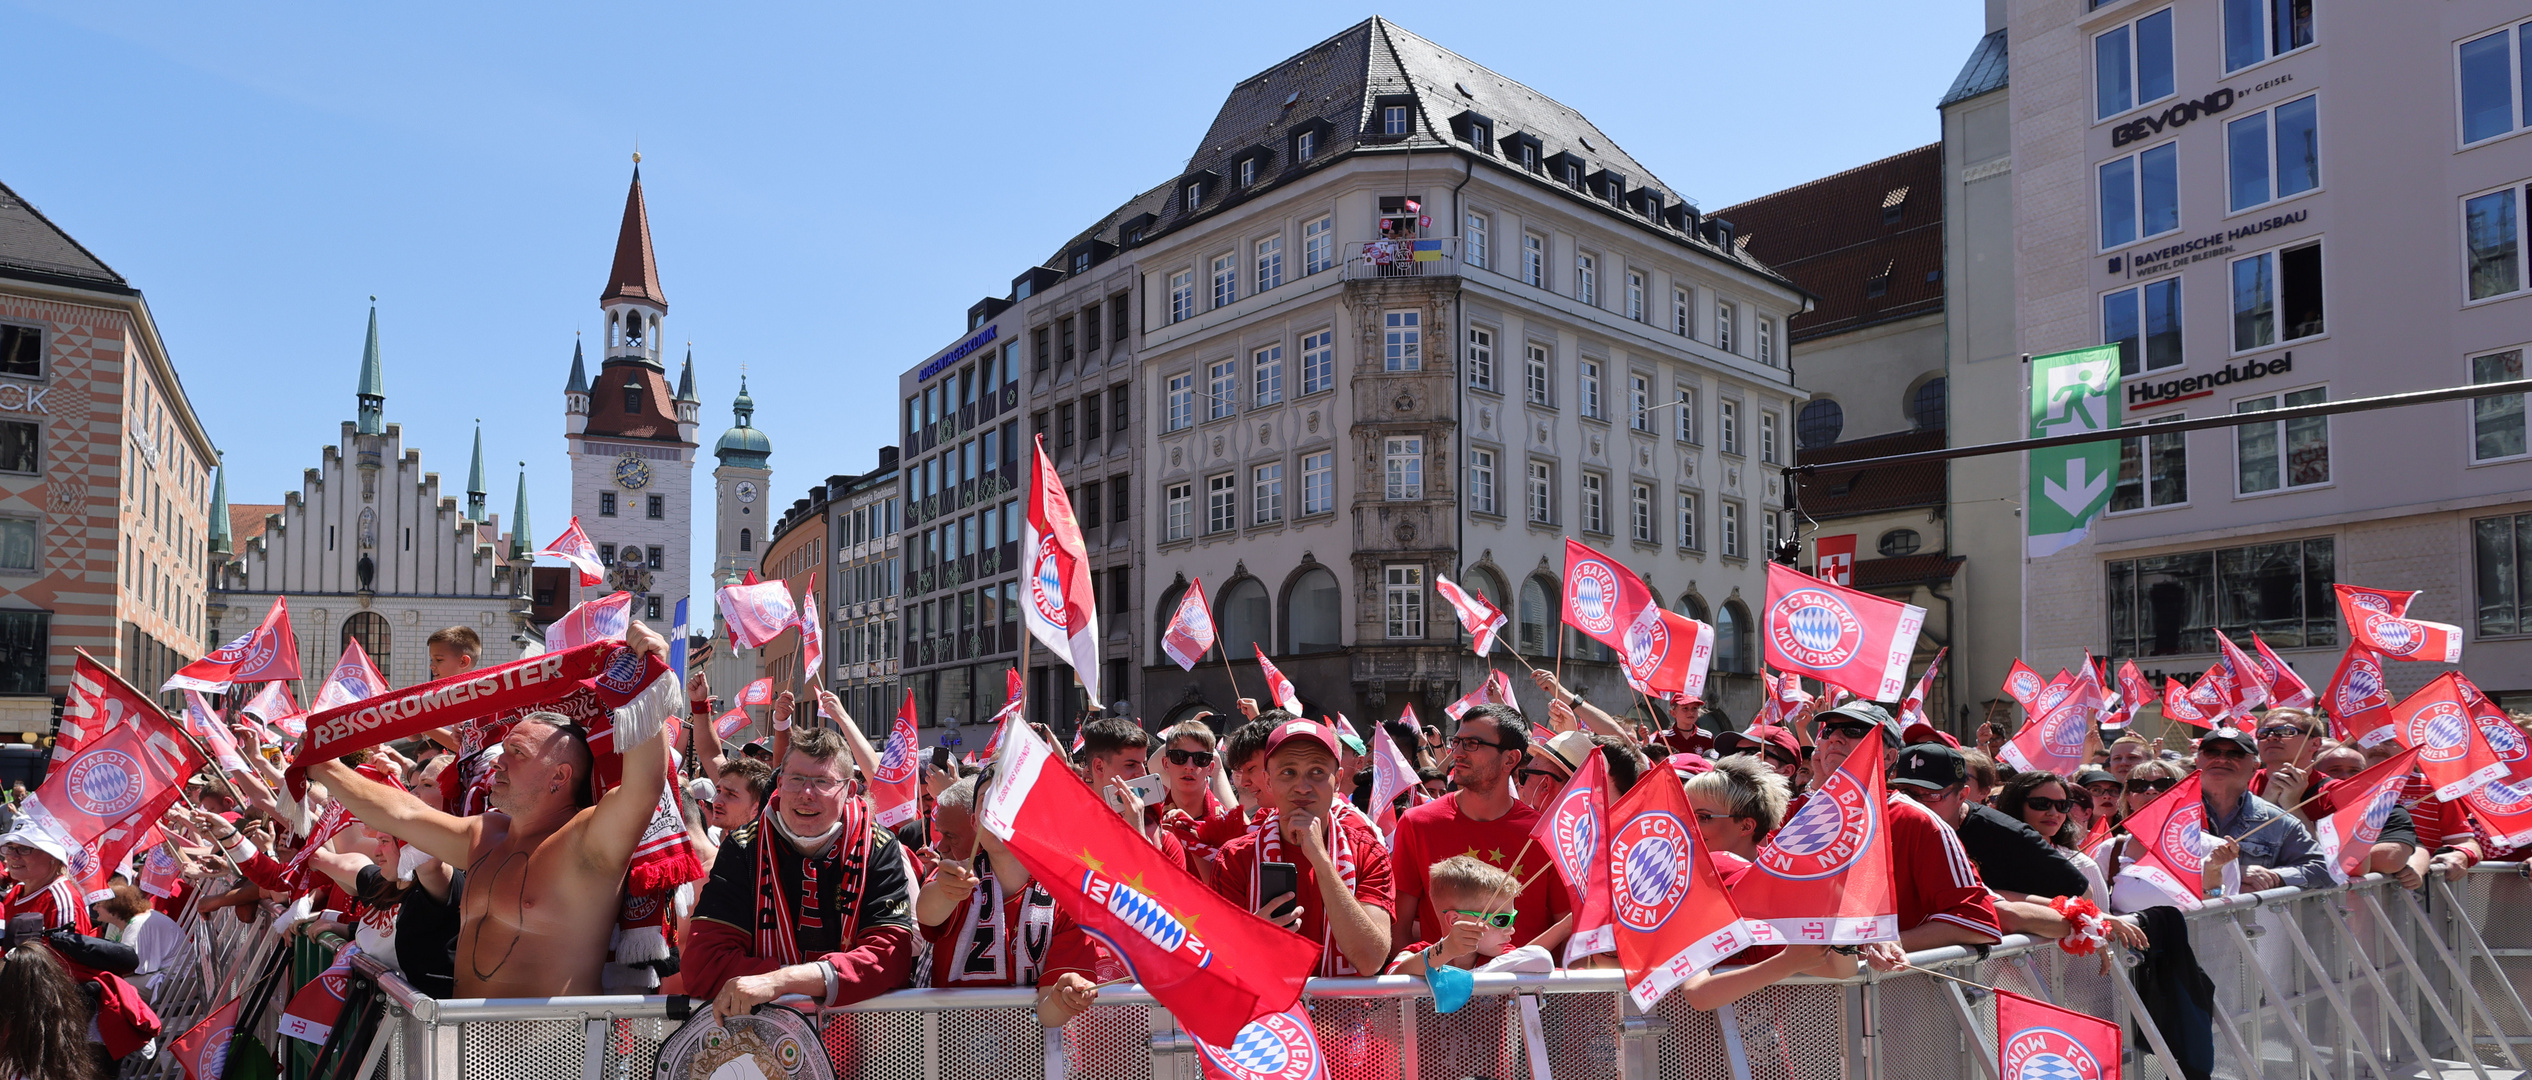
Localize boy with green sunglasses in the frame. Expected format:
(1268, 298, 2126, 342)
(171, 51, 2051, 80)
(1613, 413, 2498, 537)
(1386, 855, 1542, 976)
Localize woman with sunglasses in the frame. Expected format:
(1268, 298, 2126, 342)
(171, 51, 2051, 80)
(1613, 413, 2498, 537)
(2095, 758, 2242, 913)
(1993, 771, 2114, 907)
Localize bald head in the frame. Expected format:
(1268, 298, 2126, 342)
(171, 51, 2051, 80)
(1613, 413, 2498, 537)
(495, 712, 595, 812)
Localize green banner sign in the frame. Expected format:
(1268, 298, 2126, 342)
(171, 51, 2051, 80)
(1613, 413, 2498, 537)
(2026, 345, 2123, 558)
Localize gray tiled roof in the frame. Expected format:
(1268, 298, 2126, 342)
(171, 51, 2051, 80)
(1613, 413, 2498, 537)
(0, 179, 128, 292)
(1940, 29, 2009, 109)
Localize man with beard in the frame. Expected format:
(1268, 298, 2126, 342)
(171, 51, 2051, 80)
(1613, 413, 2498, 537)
(1388, 704, 1571, 953)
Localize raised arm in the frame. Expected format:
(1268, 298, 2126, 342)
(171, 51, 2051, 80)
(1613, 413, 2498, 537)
(305, 758, 481, 867)
(583, 624, 677, 874)
(688, 671, 731, 777)
(817, 690, 881, 784)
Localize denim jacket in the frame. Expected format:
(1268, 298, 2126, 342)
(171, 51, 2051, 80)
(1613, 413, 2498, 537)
(2204, 791, 2328, 890)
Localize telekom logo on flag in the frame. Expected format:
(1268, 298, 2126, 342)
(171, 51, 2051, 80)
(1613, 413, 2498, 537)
(871, 690, 922, 827)
(716, 578, 798, 649)
(1622, 606, 1714, 702)
(1161, 578, 1219, 671)
(1254, 645, 1303, 715)
(1608, 766, 1761, 1009)
(1812, 534, 1857, 586)
(2335, 584, 2463, 663)
(163, 595, 301, 692)
(1434, 574, 1509, 657)
(1762, 563, 1925, 701)
(1736, 736, 1896, 944)
(309, 636, 387, 713)
(533, 517, 606, 587)
(1022, 435, 1103, 707)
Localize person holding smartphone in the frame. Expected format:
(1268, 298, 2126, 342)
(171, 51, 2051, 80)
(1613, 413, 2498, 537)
(1206, 718, 1393, 976)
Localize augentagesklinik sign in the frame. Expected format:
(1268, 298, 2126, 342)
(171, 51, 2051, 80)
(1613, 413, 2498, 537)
(919, 325, 999, 383)
(2027, 345, 2122, 560)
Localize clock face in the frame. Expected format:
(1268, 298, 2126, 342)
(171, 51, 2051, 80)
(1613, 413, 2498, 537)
(615, 453, 652, 490)
(736, 481, 758, 504)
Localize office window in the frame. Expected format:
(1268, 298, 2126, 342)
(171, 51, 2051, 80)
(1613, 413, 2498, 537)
(599, 491, 618, 517)
(646, 545, 664, 571)
(2101, 142, 2181, 250)
(2473, 349, 2529, 461)
(2475, 512, 2532, 635)
(1302, 451, 1334, 514)
(1677, 491, 1701, 551)
(2095, 7, 2175, 119)
(646, 494, 665, 519)
(2225, 0, 2313, 74)
(1254, 344, 1285, 405)
(1575, 253, 1598, 306)
(1385, 564, 1425, 638)
(1206, 474, 1236, 533)
(1715, 301, 1736, 352)
(1301, 329, 1335, 395)
(1469, 448, 1498, 514)
(1524, 343, 1552, 405)
(1527, 461, 1554, 523)
(1084, 392, 1103, 441)
(1165, 482, 1192, 541)
(1757, 319, 1776, 366)
(2104, 279, 2185, 375)
(1111, 295, 1131, 344)
(2230, 242, 2325, 350)
(1721, 502, 1743, 558)
(1256, 235, 1283, 293)
(1382, 105, 1409, 136)
(2228, 95, 2321, 212)
(1677, 386, 1699, 443)
(2237, 386, 2330, 494)
(1720, 399, 1741, 455)
(1762, 508, 1781, 556)
(1304, 216, 1334, 274)
(1384, 437, 1423, 500)
(1112, 392, 1130, 434)
(1628, 375, 1651, 431)
(1206, 359, 1237, 420)
(1165, 372, 1194, 431)
(1579, 360, 1603, 418)
(1111, 478, 1130, 523)
(2107, 537, 2334, 655)
(2113, 414, 2190, 511)
(1630, 483, 1655, 543)
(1580, 472, 1606, 533)
(1169, 270, 1195, 323)
(1383, 310, 1422, 371)
(2467, 184, 2524, 300)
(1467, 327, 1496, 391)
(1522, 232, 1546, 287)
(1060, 317, 1077, 365)
(1625, 270, 1646, 321)
(599, 542, 617, 565)
(1084, 303, 1102, 352)
(1672, 288, 1694, 337)
(1058, 403, 1076, 447)
(1254, 462, 1284, 524)
(1760, 411, 1781, 464)
(1212, 254, 1237, 308)
(1465, 212, 1489, 269)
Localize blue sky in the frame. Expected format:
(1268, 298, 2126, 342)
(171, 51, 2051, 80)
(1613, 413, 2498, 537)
(4, 1, 1982, 605)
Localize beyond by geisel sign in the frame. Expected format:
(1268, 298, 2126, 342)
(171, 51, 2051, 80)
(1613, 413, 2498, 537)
(2109, 89, 2235, 148)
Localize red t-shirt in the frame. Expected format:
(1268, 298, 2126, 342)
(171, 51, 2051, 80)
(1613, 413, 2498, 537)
(1388, 792, 1570, 948)
(2, 876, 100, 979)
(1210, 811, 1395, 976)
(1651, 727, 1712, 757)
(1159, 791, 1227, 861)
(1886, 793, 2001, 943)
(920, 873, 1099, 988)
(1193, 804, 1264, 859)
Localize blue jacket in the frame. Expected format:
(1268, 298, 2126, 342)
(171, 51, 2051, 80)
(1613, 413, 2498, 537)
(2204, 791, 2328, 890)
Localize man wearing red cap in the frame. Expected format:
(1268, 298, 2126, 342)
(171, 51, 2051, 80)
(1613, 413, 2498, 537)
(1208, 718, 1394, 976)
(1714, 724, 1802, 783)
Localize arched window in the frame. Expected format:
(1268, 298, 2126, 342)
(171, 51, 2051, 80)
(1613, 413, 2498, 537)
(342, 611, 391, 674)
(1912, 377, 1948, 430)
(1153, 580, 1190, 661)
(1797, 399, 1844, 448)
(1286, 567, 1342, 653)
(1463, 566, 1509, 613)
(739, 528, 753, 552)
(1518, 576, 1552, 655)
(1715, 601, 1752, 673)
(1218, 578, 1271, 658)
(1678, 592, 1711, 624)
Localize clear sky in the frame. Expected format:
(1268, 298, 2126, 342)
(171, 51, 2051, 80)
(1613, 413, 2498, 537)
(3, 1, 1983, 607)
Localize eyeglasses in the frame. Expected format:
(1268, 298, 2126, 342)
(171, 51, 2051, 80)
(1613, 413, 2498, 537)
(1820, 722, 1880, 741)
(1164, 748, 1217, 768)
(2020, 796, 2077, 813)
(1447, 736, 1505, 751)
(777, 773, 848, 795)
(1516, 768, 1559, 784)
(1692, 810, 1751, 823)
(1451, 910, 1518, 929)
(2126, 778, 2179, 794)
(2255, 725, 2310, 741)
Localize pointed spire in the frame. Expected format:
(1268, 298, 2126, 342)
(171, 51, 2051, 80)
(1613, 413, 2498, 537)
(601, 166, 667, 310)
(675, 345, 698, 403)
(509, 463, 533, 561)
(565, 336, 589, 393)
(715, 374, 771, 467)
(355, 298, 385, 435)
(208, 456, 231, 554)
(465, 421, 487, 522)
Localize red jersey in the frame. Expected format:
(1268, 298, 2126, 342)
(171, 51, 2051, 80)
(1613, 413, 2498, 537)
(919, 863, 1098, 989)
(1158, 790, 1227, 861)
(1651, 727, 1712, 757)
(1210, 810, 1395, 976)
(1192, 803, 1264, 858)
(1388, 791, 1570, 947)
(2, 875, 99, 980)
(1886, 793, 2002, 943)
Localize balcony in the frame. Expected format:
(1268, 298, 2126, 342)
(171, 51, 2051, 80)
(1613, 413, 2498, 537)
(1343, 236, 1461, 281)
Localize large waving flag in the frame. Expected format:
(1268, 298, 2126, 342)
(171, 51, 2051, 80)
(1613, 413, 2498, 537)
(163, 596, 301, 692)
(2249, 635, 2314, 709)
(1022, 436, 1101, 707)
(1253, 645, 1303, 714)
(1435, 574, 1509, 658)
(309, 636, 388, 713)
(534, 517, 606, 587)
(2391, 672, 2510, 801)
(179, 691, 252, 775)
(2317, 746, 2422, 883)
(2215, 634, 2274, 710)
(1997, 990, 2120, 1080)
(2160, 674, 2216, 730)
(1194, 1005, 1327, 1080)
(1623, 606, 1714, 703)
(1366, 722, 1420, 832)
(977, 720, 1319, 1047)
(1735, 736, 1897, 944)
(1609, 765, 1761, 1009)
(1561, 539, 1654, 655)
(171, 994, 242, 1080)
(717, 577, 799, 649)
(2321, 645, 2396, 745)
(1762, 563, 1926, 701)
(2113, 772, 2212, 908)
(548, 591, 633, 651)
(1161, 578, 1218, 671)
(1999, 666, 2105, 775)
(2032, 668, 2078, 719)
(871, 690, 921, 827)
(795, 572, 823, 685)
(25, 653, 206, 899)
(1535, 750, 1616, 961)
(2336, 584, 2463, 663)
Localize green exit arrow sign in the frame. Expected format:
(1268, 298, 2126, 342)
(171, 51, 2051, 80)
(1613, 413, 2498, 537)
(2027, 344, 2123, 557)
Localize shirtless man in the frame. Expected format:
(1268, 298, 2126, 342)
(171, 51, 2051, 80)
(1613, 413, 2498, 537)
(308, 622, 675, 997)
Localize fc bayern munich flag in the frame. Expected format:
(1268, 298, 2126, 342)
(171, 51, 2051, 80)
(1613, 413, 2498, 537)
(737, 676, 775, 706)
(533, 516, 606, 587)
(871, 690, 922, 828)
(2317, 746, 2422, 883)
(2250, 634, 2314, 709)
(2390, 672, 2510, 802)
(978, 720, 1318, 1047)
(171, 994, 242, 1080)
(1561, 539, 1654, 655)
(1898, 647, 1950, 729)
(2000, 660, 2047, 714)
(1733, 736, 1897, 944)
(795, 573, 823, 684)
(2321, 645, 2396, 745)
(1435, 574, 1510, 658)
(1367, 721, 1420, 831)
(547, 591, 634, 651)
(1608, 765, 1762, 1008)
(2113, 772, 2213, 908)
(712, 706, 748, 740)
(2159, 674, 2216, 730)
(29, 659, 203, 888)
(1623, 606, 1714, 702)
(1253, 645, 1304, 714)
(241, 679, 308, 741)
(2335, 584, 2463, 663)
(2216, 635, 2273, 709)
(2000, 666, 2105, 775)
(1194, 1004, 1327, 1080)
(1533, 750, 1615, 962)
(2463, 774, 2532, 850)
(277, 945, 359, 1043)
(2115, 660, 2152, 726)
(309, 636, 388, 713)
(163, 595, 301, 692)
(1161, 578, 1219, 671)
(1762, 563, 1925, 702)
(1997, 989, 2121, 1080)
(1442, 668, 1517, 722)
(1022, 435, 1102, 707)
(179, 691, 252, 775)
(716, 577, 799, 649)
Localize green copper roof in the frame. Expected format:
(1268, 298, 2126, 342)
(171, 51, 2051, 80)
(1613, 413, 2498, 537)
(509, 465, 533, 560)
(715, 374, 770, 465)
(208, 458, 231, 554)
(355, 302, 385, 435)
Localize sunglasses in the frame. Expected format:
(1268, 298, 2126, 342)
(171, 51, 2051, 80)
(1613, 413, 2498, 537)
(1516, 767, 1560, 784)
(1451, 909, 1517, 929)
(1164, 748, 1217, 767)
(2199, 742, 2253, 759)
(2020, 796, 2078, 813)
(2126, 778, 2179, 794)
(1692, 809, 1752, 823)
(2255, 725, 2311, 741)
(1820, 722, 1880, 741)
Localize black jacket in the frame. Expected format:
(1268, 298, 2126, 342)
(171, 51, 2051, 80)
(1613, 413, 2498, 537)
(1955, 803, 2092, 899)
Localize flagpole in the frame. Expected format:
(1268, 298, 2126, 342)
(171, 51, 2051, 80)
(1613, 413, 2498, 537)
(1217, 640, 1246, 709)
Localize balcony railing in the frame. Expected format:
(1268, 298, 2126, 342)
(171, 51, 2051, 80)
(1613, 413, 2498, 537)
(1344, 236, 1461, 280)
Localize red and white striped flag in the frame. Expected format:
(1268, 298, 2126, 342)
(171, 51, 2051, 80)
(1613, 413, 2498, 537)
(1897, 647, 1948, 729)
(164, 596, 301, 692)
(1161, 578, 1218, 671)
(1022, 436, 1102, 706)
(533, 517, 606, 587)
(2217, 635, 2273, 710)
(1435, 574, 1509, 658)
(1254, 645, 1303, 714)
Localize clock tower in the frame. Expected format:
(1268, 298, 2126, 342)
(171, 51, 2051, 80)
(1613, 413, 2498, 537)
(711, 375, 772, 589)
(564, 162, 700, 627)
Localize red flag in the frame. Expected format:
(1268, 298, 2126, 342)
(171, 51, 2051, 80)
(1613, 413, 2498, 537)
(1762, 563, 1926, 701)
(1161, 578, 1219, 671)
(2249, 635, 2314, 709)
(1441, 668, 1516, 722)
(163, 596, 301, 692)
(982, 670, 1026, 759)
(1997, 989, 2120, 1080)
(1253, 645, 1303, 714)
(137, 838, 182, 898)
(2000, 666, 2105, 776)
(1022, 435, 1103, 706)
(976, 722, 1318, 1047)
(171, 995, 242, 1080)
(712, 706, 748, 741)
(179, 691, 252, 775)
(309, 636, 388, 713)
(2390, 672, 2510, 802)
(717, 577, 798, 649)
(796, 573, 823, 684)
(2033, 668, 2078, 718)
(276, 946, 357, 1043)
(549, 591, 633, 651)
(1623, 607, 1714, 702)
(1532, 750, 1614, 962)
(2216, 634, 2274, 710)
(1367, 720, 1420, 833)
(241, 680, 308, 740)
(1193, 1004, 1328, 1080)
(741, 569, 760, 586)
(1435, 574, 1510, 658)
(2317, 747, 2423, 883)
(21, 656, 204, 898)
(2115, 661, 2152, 724)
(2160, 674, 2216, 730)
(2186, 662, 2245, 722)
(533, 516, 606, 587)
(2319, 645, 2394, 745)
(737, 677, 775, 706)
(2113, 772, 2213, 908)
(2462, 774, 2532, 850)
(1898, 647, 1949, 729)
(1813, 533, 1857, 585)
(2001, 660, 2047, 714)
(1733, 736, 1898, 944)
(1608, 765, 1761, 1009)
(2336, 584, 2463, 663)
(871, 690, 921, 828)
(1562, 538, 1654, 654)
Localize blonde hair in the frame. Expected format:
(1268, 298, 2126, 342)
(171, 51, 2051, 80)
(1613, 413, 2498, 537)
(1683, 756, 1792, 836)
(1427, 854, 1519, 905)
(2260, 707, 2320, 735)
(1158, 720, 1218, 750)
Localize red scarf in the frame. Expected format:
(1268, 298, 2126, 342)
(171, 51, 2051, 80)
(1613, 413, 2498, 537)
(754, 795, 874, 966)
(287, 642, 664, 798)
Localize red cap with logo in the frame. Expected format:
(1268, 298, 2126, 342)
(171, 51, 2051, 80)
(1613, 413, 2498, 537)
(1264, 717, 1343, 761)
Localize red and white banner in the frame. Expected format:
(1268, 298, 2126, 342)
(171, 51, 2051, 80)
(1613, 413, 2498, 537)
(871, 690, 922, 828)
(2113, 772, 2214, 909)
(711, 706, 748, 741)
(737, 677, 775, 706)
(1435, 574, 1509, 658)
(1193, 1004, 1328, 1080)
(1762, 563, 1925, 702)
(2250, 634, 2314, 709)
(2317, 746, 2423, 883)
(2216, 635, 2273, 710)
(24, 654, 205, 898)
(1812, 534, 1857, 586)
(1997, 989, 2120, 1080)
(179, 691, 251, 775)
(1022, 435, 1103, 707)
(795, 572, 823, 684)
(2335, 584, 2417, 618)
(1562, 539, 1654, 655)
(2390, 672, 2510, 802)
(2461, 774, 2532, 850)
(1608, 765, 1761, 1009)
(2321, 645, 2397, 746)
(548, 591, 633, 651)
(2114, 660, 2152, 728)
(1622, 606, 1713, 702)
(533, 517, 606, 587)
(2001, 660, 2047, 714)
(241, 679, 308, 741)
(1367, 724, 1420, 832)
(1733, 735, 1897, 944)
(1442, 668, 1517, 722)
(2032, 668, 2078, 719)
(1899, 647, 1950, 730)
(1532, 750, 1614, 962)
(164, 596, 301, 692)
(717, 578, 798, 649)
(309, 636, 388, 714)
(2160, 674, 2216, 730)
(2336, 584, 2463, 664)
(277, 945, 358, 1043)
(1161, 578, 1219, 671)
(170, 995, 241, 1080)
(2000, 666, 2106, 775)
(1253, 645, 1303, 715)
(2186, 662, 2246, 722)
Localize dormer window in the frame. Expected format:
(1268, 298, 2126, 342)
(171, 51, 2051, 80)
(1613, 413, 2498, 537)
(1383, 105, 1408, 135)
(1521, 145, 1538, 170)
(1239, 158, 1256, 187)
(1186, 184, 1202, 212)
(1565, 164, 1581, 186)
(1298, 130, 1317, 159)
(1074, 252, 1091, 274)
(624, 382, 644, 414)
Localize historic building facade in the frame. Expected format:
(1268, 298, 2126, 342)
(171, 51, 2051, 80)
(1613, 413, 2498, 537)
(701, 378, 771, 702)
(825, 447, 900, 738)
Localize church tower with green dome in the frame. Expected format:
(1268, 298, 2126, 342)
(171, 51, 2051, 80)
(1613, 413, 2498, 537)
(711, 375, 772, 590)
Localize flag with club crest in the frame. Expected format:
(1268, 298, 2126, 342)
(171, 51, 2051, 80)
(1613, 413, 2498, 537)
(1194, 1004, 1327, 1080)
(2186, 662, 2246, 722)
(163, 596, 301, 692)
(1897, 647, 1949, 730)
(241, 679, 308, 741)
(1622, 606, 1714, 703)
(1535, 750, 1616, 962)
(1762, 563, 1925, 701)
(2391, 672, 2510, 802)
(2113, 660, 2153, 729)
(1367, 721, 1421, 832)
(179, 691, 251, 775)
(533, 517, 606, 587)
(1435, 573, 1510, 658)
(171, 994, 242, 1080)
(871, 690, 922, 827)
(1253, 645, 1303, 714)
(2335, 584, 2463, 663)
(2216, 635, 2273, 710)
(2000, 660, 2048, 715)
(738, 677, 775, 706)
(717, 577, 798, 649)
(2321, 645, 2397, 745)
(1161, 578, 1218, 671)
(26, 654, 205, 900)
(2032, 668, 2079, 719)
(1022, 435, 1103, 707)
(712, 706, 748, 741)
(1562, 538, 1655, 655)
(2159, 673, 2216, 730)
(1734, 736, 1897, 944)
(795, 572, 823, 685)
(1608, 765, 1762, 1009)
(2249, 634, 2314, 709)
(1755, 669, 1815, 728)
(1997, 989, 2121, 1080)
(2113, 771, 2215, 908)
(2001, 666, 2106, 775)
(309, 635, 388, 713)
(548, 591, 633, 651)
(277, 945, 360, 1043)
(2317, 746, 2423, 883)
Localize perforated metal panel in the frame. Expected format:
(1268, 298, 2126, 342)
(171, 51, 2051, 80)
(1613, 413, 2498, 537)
(1409, 992, 1520, 1079)
(821, 1009, 926, 1079)
(1306, 997, 1405, 1079)
(1536, 987, 1627, 1077)
(458, 1018, 588, 1080)
(1062, 1004, 1156, 1080)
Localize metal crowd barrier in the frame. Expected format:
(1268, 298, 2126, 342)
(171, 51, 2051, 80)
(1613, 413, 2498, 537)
(123, 889, 290, 1080)
(304, 865, 2532, 1079)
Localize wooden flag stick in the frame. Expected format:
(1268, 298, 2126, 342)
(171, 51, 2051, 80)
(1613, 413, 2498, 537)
(1218, 640, 1247, 707)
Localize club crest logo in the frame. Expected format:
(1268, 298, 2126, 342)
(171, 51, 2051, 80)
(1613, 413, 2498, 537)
(2472, 777, 2532, 815)
(65, 748, 145, 818)
(2034, 681, 2075, 716)
(875, 726, 918, 785)
(2351, 786, 2400, 849)
(2362, 613, 2422, 657)
(2337, 659, 2384, 710)
(2003, 1026, 2105, 1080)
(1569, 561, 1621, 635)
(592, 648, 649, 696)
(197, 1026, 233, 1078)
(2477, 711, 2528, 765)
(1759, 773, 1875, 881)
(206, 627, 279, 674)
(2158, 804, 2210, 870)
(1610, 811, 1695, 931)
(2008, 670, 2044, 703)
(2407, 702, 2472, 763)
(622, 892, 660, 923)
(1198, 1011, 1323, 1080)
(2344, 590, 2398, 615)
(1623, 607, 1668, 682)
(1031, 537, 1069, 625)
(2045, 706, 2092, 755)
(1768, 588, 1863, 670)
(1550, 785, 1600, 880)
(747, 590, 791, 635)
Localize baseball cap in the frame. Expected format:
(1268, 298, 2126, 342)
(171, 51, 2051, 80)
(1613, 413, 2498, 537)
(2072, 768, 2118, 789)
(2199, 725, 2258, 755)
(0, 824, 68, 864)
(1897, 717, 1961, 748)
(1264, 717, 1342, 761)
(1818, 701, 1901, 747)
(1715, 724, 1801, 761)
(1666, 753, 1714, 778)
(1890, 743, 1970, 791)
(1529, 730, 1598, 777)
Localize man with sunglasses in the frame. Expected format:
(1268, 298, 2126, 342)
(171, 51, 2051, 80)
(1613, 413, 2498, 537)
(1715, 724, 1803, 783)
(2193, 726, 2328, 893)
(1391, 704, 1571, 954)
(2249, 708, 2326, 809)
(1153, 721, 1230, 871)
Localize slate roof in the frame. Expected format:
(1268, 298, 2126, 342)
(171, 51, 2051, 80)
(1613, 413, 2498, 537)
(1941, 29, 2009, 108)
(1796, 428, 1945, 518)
(1710, 144, 1942, 344)
(0, 179, 129, 292)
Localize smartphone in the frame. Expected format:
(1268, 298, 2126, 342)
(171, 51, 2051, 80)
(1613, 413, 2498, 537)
(930, 746, 954, 773)
(1124, 773, 1169, 808)
(1258, 861, 1300, 918)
